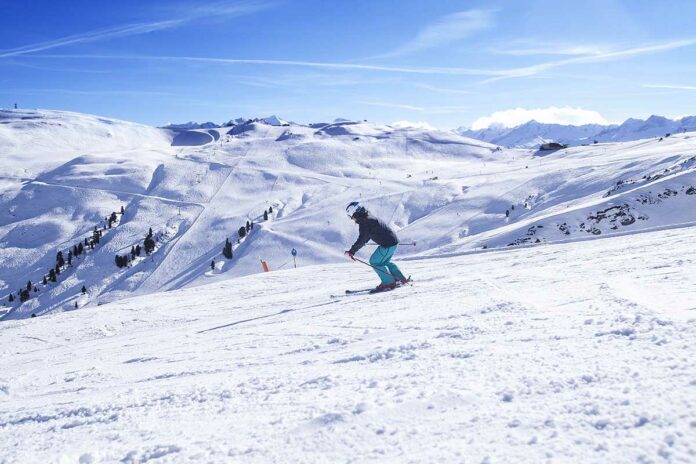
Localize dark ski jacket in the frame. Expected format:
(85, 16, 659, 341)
(349, 213, 398, 254)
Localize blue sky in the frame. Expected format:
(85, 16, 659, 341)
(1, 0, 695, 129)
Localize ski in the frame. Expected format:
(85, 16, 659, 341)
(332, 277, 413, 298)
(346, 288, 375, 294)
(330, 288, 373, 298)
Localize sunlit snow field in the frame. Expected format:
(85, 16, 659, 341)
(1, 109, 695, 463)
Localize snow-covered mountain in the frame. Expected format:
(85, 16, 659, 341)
(457, 115, 696, 148)
(2, 108, 696, 322)
(2, 108, 696, 462)
(165, 116, 290, 130)
(162, 121, 220, 130)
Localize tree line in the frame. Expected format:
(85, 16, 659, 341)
(214, 206, 273, 270)
(5, 205, 126, 308)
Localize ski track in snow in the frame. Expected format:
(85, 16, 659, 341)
(1, 226, 695, 463)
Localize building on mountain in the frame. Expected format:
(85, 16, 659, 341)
(539, 142, 568, 151)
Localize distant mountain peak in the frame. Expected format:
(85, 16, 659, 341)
(457, 114, 693, 148)
(163, 121, 219, 130)
(259, 115, 289, 126)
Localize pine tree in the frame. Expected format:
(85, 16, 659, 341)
(26, 280, 32, 292)
(33, 286, 38, 293)
(263, 210, 268, 221)
(73, 244, 79, 257)
(8, 294, 14, 303)
(75, 301, 78, 309)
(84, 238, 89, 247)
(121, 205, 125, 214)
(55, 264, 61, 276)
(238, 226, 247, 239)
(49, 268, 57, 282)
(56, 251, 65, 268)
(250, 221, 254, 230)
(131, 245, 136, 260)
(223, 238, 233, 259)
(43, 276, 48, 285)
(135, 244, 142, 256)
(67, 250, 73, 266)
(20, 289, 30, 302)
(211, 260, 215, 271)
(81, 285, 87, 294)
(246, 220, 250, 231)
(144, 235, 156, 255)
(269, 206, 273, 213)
(148, 227, 153, 238)
(505, 209, 509, 218)
(78, 242, 84, 255)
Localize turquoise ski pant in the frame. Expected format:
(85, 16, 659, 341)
(369, 245, 406, 284)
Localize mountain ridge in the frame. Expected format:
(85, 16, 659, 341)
(457, 114, 696, 148)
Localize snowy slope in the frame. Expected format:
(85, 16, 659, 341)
(2, 109, 696, 321)
(0, 109, 172, 175)
(0, 225, 694, 463)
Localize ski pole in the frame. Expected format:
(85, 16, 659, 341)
(364, 242, 416, 247)
(351, 256, 398, 280)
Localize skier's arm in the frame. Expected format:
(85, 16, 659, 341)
(349, 222, 370, 255)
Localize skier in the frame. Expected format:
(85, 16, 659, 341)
(344, 202, 408, 292)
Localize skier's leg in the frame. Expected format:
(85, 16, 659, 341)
(385, 262, 406, 281)
(370, 247, 395, 284)
(382, 245, 407, 281)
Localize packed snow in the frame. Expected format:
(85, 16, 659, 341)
(1, 225, 694, 462)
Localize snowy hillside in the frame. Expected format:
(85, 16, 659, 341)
(1, 108, 696, 462)
(2, 109, 696, 321)
(457, 115, 696, 148)
(1, 225, 694, 462)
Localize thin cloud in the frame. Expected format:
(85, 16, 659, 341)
(422, 105, 470, 115)
(359, 101, 424, 111)
(415, 83, 470, 95)
(27, 37, 696, 82)
(32, 54, 497, 76)
(382, 9, 495, 57)
(642, 83, 696, 91)
(359, 101, 469, 114)
(0, 88, 176, 97)
(1, 59, 114, 74)
(492, 44, 610, 56)
(0, 1, 273, 59)
(482, 39, 696, 83)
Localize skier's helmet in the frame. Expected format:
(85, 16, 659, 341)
(346, 201, 367, 219)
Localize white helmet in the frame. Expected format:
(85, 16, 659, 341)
(346, 201, 367, 219)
